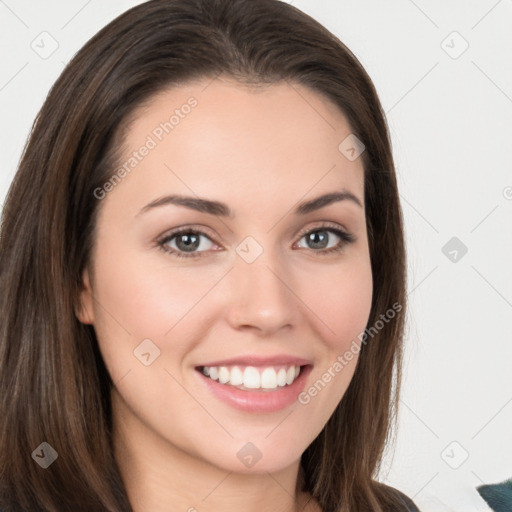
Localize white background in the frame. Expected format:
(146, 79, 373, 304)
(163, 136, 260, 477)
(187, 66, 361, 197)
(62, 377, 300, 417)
(1, 1, 511, 510)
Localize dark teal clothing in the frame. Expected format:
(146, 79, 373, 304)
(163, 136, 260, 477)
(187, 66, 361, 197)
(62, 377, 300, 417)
(477, 478, 512, 512)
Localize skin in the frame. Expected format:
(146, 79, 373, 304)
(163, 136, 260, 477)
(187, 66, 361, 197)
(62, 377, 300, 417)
(77, 77, 373, 512)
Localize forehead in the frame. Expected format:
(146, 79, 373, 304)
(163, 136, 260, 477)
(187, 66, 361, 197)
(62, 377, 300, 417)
(106, 77, 365, 216)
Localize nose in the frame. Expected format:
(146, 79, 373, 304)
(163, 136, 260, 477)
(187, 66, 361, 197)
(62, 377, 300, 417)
(225, 247, 300, 336)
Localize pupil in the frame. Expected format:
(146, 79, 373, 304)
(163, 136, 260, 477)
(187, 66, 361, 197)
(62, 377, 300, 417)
(308, 231, 327, 249)
(177, 233, 199, 251)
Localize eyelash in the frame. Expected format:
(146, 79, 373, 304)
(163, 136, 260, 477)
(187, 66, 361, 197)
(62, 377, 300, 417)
(156, 223, 355, 259)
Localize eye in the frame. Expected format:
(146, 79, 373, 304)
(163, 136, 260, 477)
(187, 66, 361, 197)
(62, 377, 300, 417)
(294, 224, 355, 255)
(157, 228, 218, 258)
(157, 223, 355, 259)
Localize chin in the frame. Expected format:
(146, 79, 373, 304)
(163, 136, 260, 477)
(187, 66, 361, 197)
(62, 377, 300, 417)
(194, 431, 311, 475)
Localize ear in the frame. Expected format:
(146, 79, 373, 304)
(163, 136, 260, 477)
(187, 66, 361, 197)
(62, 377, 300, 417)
(75, 268, 95, 325)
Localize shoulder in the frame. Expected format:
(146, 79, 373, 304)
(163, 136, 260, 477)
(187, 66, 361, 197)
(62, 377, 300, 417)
(378, 482, 421, 511)
(300, 484, 420, 512)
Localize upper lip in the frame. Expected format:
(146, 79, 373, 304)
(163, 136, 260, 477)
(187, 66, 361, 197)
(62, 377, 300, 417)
(197, 354, 313, 367)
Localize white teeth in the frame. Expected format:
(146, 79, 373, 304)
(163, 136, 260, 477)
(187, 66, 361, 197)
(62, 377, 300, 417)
(200, 364, 302, 390)
(218, 366, 230, 384)
(243, 367, 261, 389)
(261, 368, 277, 389)
(230, 366, 244, 386)
(286, 367, 295, 385)
(277, 368, 287, 387)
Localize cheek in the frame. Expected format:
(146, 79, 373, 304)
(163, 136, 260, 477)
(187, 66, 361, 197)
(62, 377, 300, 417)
(292, 265, 372, 430)
(92, 252, 183, 331)
(295, 257, 372, 411)
(302, 257, 373, 351)
(89, 243, 229, 370)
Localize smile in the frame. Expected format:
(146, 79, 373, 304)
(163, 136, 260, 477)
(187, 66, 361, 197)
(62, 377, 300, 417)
(196, 358, 313, 413)
(200, 364, 301, 391)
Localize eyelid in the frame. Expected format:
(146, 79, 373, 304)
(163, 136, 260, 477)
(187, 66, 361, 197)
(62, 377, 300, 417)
(294, 220, 352, 241)
(156, 224, 219, 244)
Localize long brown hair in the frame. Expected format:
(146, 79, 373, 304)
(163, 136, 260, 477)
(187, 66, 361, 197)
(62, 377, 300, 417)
(0, 0, 407, 510)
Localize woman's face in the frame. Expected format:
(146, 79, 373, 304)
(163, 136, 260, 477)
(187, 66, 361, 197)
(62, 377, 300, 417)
(78, 77, 373, 474)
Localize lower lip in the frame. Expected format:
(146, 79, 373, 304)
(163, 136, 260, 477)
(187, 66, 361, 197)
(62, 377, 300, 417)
(197, 366, 312, 413)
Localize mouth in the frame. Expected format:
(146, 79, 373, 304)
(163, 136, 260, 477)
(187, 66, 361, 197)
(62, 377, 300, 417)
(197, 364, 303, 392)
(195, 357, 312, 413)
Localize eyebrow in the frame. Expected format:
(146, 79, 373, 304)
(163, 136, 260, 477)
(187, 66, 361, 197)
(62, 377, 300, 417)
(137, 190, 363, 218)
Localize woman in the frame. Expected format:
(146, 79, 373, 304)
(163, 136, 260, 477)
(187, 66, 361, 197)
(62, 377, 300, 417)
(0, 0, 419, 510)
